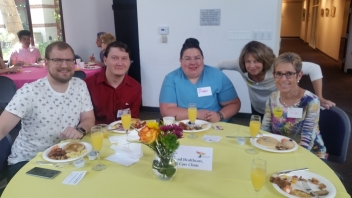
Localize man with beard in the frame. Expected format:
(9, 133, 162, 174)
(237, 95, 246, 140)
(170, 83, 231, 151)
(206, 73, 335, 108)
(85, 41, 141, 124)
(0, 41, 95, 182)
(10, 30, 41, 66)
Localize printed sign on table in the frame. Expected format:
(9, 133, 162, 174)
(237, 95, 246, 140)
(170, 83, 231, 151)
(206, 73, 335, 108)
(174, 145, 213, 171)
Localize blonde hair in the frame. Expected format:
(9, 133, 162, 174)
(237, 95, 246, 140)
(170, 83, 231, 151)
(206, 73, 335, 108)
(273, 52, 302, 73)
(239, 41, 275, 73)
(100, 33, 116, 46)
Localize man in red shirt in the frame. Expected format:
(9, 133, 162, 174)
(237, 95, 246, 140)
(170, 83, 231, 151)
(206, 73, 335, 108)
(85, 41, 142, 124)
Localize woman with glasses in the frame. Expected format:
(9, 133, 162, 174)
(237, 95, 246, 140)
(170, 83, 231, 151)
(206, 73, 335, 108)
(261, 52, 326, 159)
(159, 38, 241, 122)
(217, 41, 335, 118)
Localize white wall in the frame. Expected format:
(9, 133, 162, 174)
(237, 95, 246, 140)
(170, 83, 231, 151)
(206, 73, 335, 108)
(137, 0, 282, 113)
(61, 0, 115, 62)
(281, 1, 302, 37)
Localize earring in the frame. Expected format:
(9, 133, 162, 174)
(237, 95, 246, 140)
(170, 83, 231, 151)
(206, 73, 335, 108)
(297, 80, 300, 83)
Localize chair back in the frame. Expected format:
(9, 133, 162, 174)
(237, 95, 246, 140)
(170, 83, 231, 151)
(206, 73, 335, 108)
(0, 76, 17, 109)
(73, 71, 86, 80)
(0, 134, 12, 173)
(319, 107, 351, 163)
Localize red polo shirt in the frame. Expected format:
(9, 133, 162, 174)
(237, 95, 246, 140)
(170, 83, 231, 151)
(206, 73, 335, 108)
(85, 68, 142, 124)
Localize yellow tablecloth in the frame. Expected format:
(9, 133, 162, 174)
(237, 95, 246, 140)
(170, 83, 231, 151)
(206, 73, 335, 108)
(2, 123, 350, 198)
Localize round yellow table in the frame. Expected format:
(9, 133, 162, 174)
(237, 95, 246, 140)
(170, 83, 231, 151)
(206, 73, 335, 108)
(2, 122, 350, 198)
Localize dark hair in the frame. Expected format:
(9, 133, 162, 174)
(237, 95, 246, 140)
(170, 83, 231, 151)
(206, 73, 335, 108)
(273, 52, 302, 73)
(45, 41, 75, 60)
(238, 41, 275, 73)
(17, 30, 31, 40)
(97, 32, 105, 39)
(180, 38, 203, 58)
(104, 41, 130, 58)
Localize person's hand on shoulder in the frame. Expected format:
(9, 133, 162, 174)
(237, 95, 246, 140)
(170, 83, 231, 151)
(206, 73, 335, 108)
(61, 126, 84, 139)
(319, 97, 336, 110)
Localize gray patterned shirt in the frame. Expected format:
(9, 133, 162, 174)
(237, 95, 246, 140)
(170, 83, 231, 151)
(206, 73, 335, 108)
(5, 77, 93, 165)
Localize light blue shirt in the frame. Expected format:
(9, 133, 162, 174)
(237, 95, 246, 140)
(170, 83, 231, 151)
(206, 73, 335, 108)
(159, 65, 238, 121)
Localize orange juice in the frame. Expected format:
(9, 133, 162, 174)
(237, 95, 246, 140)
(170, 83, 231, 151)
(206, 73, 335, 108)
(249, 121, 261, 137)
(188, 107, 197, 123)
(251, 168, 266, 191)
(91, 132, 103, 151)
(97, 124, 108, 138)
(121, 114, 131, 131)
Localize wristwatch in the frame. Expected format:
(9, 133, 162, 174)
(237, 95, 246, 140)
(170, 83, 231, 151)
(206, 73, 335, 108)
(75, 126, 86, 136)
(218, 112, 224, 121)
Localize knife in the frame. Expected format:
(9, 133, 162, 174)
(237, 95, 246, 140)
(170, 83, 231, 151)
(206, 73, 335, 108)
(277, 168, 309, 175)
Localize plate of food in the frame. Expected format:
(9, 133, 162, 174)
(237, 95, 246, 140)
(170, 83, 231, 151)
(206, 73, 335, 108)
(270, 171, 336, 198)
(177, 119, 211, 133)
(42, 142, 92, 163)
(250, 134, 298, 153)
(108, 118, 147, 133)
(83, 65, 100, 70)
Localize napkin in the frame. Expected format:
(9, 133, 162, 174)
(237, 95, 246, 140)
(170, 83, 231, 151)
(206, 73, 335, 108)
(202, 135, 222, 143)
(105, 153, 139, 166)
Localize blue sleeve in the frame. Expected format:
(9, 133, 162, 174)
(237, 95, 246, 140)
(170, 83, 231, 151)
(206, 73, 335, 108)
(217, 73, 238, 103)
(159, 74, 177, 103)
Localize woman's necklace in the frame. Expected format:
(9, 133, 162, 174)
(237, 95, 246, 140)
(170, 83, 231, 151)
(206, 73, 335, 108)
(280, 89, 300, 107)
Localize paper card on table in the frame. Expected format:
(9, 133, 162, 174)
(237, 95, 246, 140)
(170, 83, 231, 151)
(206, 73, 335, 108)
(287, 108, 303, 118)
(62, 171, 87, 185)
(109, 136, 125, 143)
(105, 154, 139, 166)
(202, 135, 222, 143)
(174, 145, 213, 171)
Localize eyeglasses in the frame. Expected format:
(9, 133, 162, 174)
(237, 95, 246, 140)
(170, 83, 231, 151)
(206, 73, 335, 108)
(274, 71, 297, 79)
(182, 57, 203, 64)
(49, 58, 75, 66)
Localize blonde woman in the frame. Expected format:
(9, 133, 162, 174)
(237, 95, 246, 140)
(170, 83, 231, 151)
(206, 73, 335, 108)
(89, 33, 116, 66)
(261, 52, 326, 159)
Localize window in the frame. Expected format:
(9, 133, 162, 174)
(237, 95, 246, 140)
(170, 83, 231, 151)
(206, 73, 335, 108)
(0, 0, 64, 60)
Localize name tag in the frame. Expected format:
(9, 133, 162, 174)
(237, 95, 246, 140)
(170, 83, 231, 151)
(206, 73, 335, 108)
(116, 108, 130, 118)
(287, 108, 303, 118)
(197, 87, 212, 97)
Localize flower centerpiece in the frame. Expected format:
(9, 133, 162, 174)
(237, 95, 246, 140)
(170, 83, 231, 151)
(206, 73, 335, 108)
(137, 121, 183, 180)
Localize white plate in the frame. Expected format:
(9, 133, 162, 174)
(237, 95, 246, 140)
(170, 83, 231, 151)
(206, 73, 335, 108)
(83, 66, 100, 70)
(250, 134, 298, 153)
(42, 142, 92, 163)
(272, 171, 336, 198)
(22, 63, 38, 67)
(108, 120, 144, 133)
(177, 119, 211, 133)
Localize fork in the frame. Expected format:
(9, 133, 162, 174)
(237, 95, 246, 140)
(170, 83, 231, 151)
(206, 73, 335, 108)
(301, 181, 319, 197)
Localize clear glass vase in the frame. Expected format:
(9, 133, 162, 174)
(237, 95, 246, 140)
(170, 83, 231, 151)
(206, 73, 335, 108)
(152, 152, 178, 180)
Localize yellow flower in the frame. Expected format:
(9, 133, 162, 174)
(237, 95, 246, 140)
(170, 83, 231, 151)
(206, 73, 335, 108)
(139, 123, 160, 144)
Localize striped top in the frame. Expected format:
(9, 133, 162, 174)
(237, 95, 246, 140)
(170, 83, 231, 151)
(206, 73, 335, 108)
(261, 90, 326, 159)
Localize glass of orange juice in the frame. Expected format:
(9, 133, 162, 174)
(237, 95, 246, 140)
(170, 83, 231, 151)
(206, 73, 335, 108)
(97, 124, 108, 138)
(91, 126, 106, 171)
(251, 159, 266, 198)
(121, 109, 132, 148)
(246, 115, 261, 154)
(187, 103, 197, 138)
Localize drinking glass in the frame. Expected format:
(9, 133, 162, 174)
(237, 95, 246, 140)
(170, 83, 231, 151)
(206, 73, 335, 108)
(121, 109, 132, 147)
(97, 124, 108, 138)
(246, 115, 261, 154)
(187, 103, 198, 138)
(251, 159, 267, 198)
(91, 126, 106, 171)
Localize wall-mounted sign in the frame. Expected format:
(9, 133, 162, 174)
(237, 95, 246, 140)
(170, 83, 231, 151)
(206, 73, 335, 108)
(200, 9, 221, 26)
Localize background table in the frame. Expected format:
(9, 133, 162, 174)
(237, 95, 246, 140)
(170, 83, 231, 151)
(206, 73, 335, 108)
(2, 123, 350, 198)
(0, 66, 101, 89)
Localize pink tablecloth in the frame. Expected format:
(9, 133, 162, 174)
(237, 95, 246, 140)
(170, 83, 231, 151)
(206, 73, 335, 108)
(0, 66, 101, 89)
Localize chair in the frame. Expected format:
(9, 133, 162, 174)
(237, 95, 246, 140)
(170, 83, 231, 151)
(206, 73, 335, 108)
(73, 71, 86, 80)
(0, 134, 13, 190)
(0, 76, 17, 111)
(319, 106, 351, 163)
